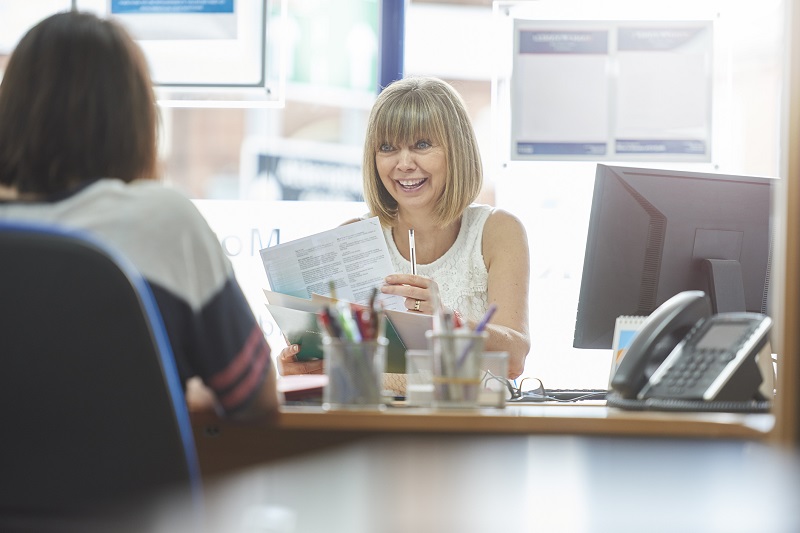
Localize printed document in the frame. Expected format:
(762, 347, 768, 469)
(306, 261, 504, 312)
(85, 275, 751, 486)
(259, 217, 405, 311)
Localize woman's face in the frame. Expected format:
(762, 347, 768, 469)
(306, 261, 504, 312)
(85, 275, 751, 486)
(374, 137, 447, 214)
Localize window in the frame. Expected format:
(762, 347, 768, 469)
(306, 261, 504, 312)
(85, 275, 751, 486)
(2, 1, 786, 388)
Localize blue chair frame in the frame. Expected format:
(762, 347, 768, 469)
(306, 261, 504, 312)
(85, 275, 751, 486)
(0, 220, 202, 529)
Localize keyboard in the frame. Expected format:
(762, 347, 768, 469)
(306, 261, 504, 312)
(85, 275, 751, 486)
(545, 388, 607, 401)
(511, 388, 607, 402)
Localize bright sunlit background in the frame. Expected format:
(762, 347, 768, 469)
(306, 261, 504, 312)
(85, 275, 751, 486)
(0, 0, 787, 389)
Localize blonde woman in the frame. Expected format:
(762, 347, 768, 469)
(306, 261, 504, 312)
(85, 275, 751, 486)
(280, 77, 530, 384)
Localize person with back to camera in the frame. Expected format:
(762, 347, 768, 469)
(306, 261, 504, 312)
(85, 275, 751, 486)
(0, 11, 279, 420)
(278, 76, 531, 387)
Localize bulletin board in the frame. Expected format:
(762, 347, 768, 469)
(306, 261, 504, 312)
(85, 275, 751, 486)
(508, 19, 713, 162)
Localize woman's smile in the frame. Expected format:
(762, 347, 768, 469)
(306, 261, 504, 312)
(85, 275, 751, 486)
(396, 177, 429, 192)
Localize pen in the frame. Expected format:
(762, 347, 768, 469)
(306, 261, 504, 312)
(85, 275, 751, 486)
(441, 311, 457, 401)
(409, 228, 417, 276)
(375, 302, 387, 340)
(329, 280, 338, 301)
(335, 300, 362, 342)
(321, 306, 343, 339)
(473, 304, 498, 335)
(368, 287, 379, 337)
(354, 307, 373, 340)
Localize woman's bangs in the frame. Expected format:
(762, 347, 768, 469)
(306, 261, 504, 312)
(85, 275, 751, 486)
(374, 95, 443, 149)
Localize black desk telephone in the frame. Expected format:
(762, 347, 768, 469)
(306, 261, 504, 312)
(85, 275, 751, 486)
(608, 291, 773, 411)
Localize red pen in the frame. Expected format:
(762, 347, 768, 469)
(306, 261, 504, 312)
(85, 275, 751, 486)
(354, 306, 374, 340)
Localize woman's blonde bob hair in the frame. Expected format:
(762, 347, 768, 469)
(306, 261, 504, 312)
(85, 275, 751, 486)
(362, 76, 483, 228)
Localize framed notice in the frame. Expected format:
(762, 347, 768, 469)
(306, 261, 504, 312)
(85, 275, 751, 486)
(49, 0, 289, 107)
(508, 19, 713, 162)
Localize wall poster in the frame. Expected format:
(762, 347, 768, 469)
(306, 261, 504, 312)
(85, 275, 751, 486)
(510, 20, 713, 162)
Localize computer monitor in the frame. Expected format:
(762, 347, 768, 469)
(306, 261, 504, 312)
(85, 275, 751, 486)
(574, 164, 774, 349)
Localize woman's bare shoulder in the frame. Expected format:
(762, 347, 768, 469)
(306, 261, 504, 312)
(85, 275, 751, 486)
(483, 208, 529, 260)
(485, 208, 526, 236)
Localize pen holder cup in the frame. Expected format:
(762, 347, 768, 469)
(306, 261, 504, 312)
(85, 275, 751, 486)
(323, 337, 388, 411)
(426, 330, 488, 409)
(405, 349, 509, 408)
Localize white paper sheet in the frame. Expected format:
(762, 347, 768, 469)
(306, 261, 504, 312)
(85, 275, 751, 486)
(259, 217, 405, 311)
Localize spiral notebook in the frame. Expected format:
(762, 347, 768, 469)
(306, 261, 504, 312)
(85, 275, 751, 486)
(609, 315, 647, 386)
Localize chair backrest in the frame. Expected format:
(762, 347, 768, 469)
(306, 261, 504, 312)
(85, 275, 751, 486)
(0, 221, 202, 528)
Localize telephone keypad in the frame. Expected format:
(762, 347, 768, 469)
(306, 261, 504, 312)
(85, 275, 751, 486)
(650, 348, 734, 398)
(637, 313, 771, 402)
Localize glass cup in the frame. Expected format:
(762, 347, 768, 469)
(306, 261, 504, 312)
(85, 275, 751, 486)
(478, 351, 510, 408)
(405, 349, 435, 406)
(426, 330, 487, 409)
(323, 337, 387, 411)
(405, 348, 508, 408)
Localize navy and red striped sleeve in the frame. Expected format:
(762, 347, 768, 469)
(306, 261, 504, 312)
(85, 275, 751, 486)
(150, 277, 272, 415)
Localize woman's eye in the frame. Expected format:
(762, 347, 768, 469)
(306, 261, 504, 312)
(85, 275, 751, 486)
(379, 143, 393, 152)
(415, 140, 432, 149)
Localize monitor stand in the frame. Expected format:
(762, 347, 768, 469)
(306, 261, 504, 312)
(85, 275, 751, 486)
(703, 258, 746, 314)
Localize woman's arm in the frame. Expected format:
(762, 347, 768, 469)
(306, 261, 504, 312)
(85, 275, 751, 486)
(480, 209, 531, 379)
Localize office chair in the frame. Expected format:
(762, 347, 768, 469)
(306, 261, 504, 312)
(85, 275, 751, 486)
(0, 221, 203, 532)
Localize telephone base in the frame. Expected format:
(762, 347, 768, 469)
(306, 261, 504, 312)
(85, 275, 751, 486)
(606, 391, 772, 413)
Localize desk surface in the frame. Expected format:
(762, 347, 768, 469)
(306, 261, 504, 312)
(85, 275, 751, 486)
(196, 433, 800, 533)
(274, 403, 774, 438)
(191, 403, 775, 477)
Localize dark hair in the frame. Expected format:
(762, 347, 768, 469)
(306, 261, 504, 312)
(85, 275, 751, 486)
(0, 11, 158, 195)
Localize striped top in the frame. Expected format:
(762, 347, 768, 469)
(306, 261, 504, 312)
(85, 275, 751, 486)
(0, 178, 271, 415)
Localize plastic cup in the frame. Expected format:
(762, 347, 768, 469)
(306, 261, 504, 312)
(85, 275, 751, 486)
(323, 337, 387, 410)
(427, 330, 487, 409)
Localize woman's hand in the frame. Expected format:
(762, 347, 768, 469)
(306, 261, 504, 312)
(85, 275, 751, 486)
(381, 274, 442, 315)
(277, 344, 324, 375)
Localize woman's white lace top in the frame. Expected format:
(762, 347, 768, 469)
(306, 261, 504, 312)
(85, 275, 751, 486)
(375, 204, 494, 322)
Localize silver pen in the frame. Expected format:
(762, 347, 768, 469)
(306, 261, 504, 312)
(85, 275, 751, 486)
(409, 228, 417, 275)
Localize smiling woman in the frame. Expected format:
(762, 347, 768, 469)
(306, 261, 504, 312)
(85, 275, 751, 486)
(278, 76, 531, 387)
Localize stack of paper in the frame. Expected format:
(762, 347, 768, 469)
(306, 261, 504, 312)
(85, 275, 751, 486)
(259, 218, 432, 373)
(263, 290, 431, 373)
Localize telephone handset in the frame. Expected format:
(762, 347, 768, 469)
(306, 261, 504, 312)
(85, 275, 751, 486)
(611, 291, 712, 398)
(610, 290, 773, 404)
